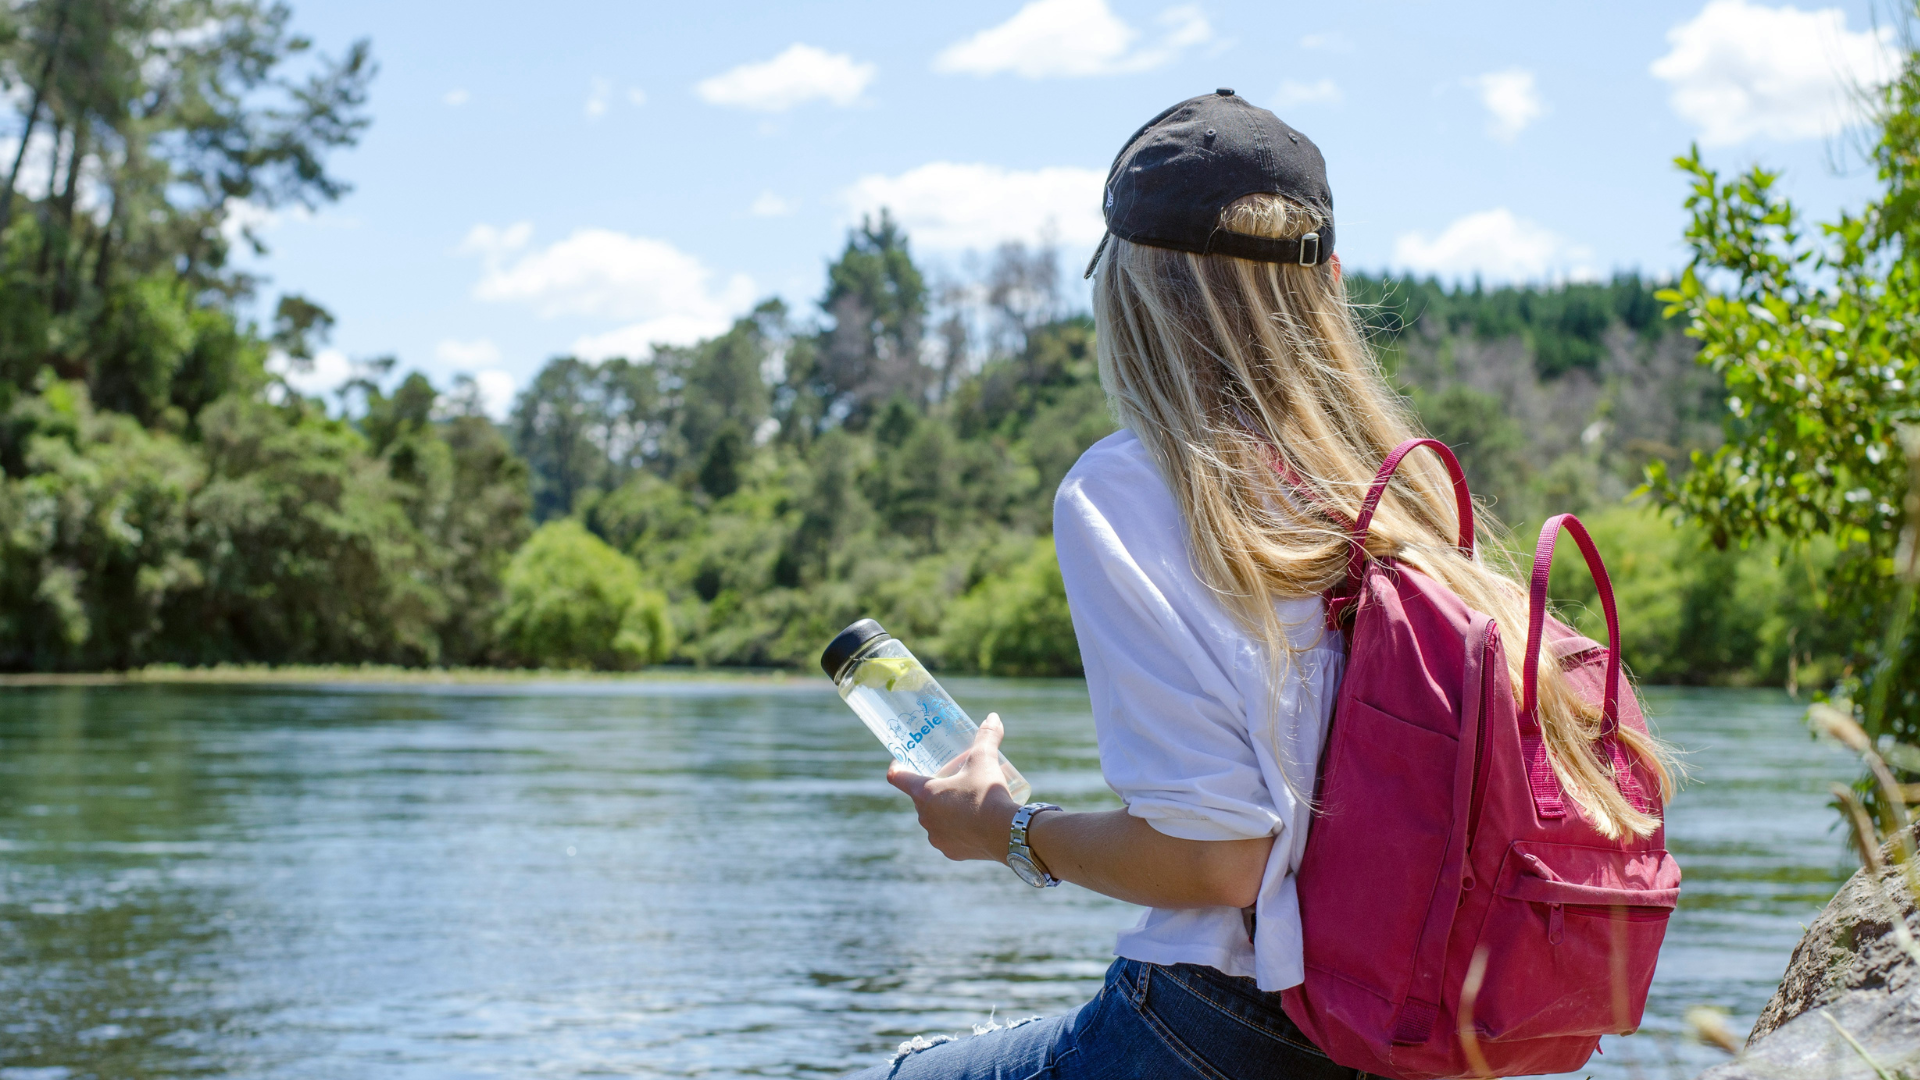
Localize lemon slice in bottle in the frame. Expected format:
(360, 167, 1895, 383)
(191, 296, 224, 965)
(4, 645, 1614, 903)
(849, 656, 929, 694)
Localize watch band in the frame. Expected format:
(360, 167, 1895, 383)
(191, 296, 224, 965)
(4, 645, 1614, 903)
(1008, 802, 1063, 888)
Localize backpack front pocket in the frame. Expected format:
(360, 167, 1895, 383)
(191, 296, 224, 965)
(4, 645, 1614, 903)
(1464, 842, 1679, 1043)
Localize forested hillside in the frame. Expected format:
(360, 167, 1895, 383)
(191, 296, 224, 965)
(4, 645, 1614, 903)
(0, 0, 1844, 683)
(496, 218, 1837, 684)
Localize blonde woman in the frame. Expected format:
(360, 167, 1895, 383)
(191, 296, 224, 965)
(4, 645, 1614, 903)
(854, 90, 1668, 1080)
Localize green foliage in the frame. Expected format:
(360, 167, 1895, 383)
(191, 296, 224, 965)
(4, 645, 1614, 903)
(1648, 45, 1920, 742)
(493, 235, 1117, 675)
(495, 520, 672, 669)
(805, 211, 931, 422)
(0, 375, 530, 671)
(1407, 384, 1530, 506)
(944, 537, 1082, 676)
(1347, 273, 1675, 378)
(1530, 505, 1845, 689)
(0, 0, 373, 416)
(0, 381, 201, 667)
(1350, 271, 1714, 525)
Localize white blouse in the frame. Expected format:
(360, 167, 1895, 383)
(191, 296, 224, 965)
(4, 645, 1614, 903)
(1053, 428, 1345, 992)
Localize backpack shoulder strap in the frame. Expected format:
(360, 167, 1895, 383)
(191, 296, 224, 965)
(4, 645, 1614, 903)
(1334, 439, 1475, 614)
(1259, 436, 1476, 625)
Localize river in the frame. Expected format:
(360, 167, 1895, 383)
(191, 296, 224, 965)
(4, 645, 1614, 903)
(0, 680, 1857, 1078)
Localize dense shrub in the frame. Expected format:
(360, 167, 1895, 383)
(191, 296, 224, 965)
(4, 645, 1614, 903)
(495, 520, 673, 669)
(1529, 505, 1845, 690)
(944, 537, 1082, 677)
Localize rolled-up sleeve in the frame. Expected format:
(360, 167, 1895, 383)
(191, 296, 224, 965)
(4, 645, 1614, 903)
(1054, 462, 1282, 843)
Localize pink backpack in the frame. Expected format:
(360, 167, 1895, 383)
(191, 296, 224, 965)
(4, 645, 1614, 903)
(1278, 439, 1680, 1080)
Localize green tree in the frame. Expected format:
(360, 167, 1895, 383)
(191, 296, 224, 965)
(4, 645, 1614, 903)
(0, 0, 373, 413)
(679, 303, 777, 460)
(495, 520, 672, 669)
(510, 357, 614, 521)
(807, 211, 929, 423)
(1650, 46, 1920, 740)
(0, 380, 200, 668)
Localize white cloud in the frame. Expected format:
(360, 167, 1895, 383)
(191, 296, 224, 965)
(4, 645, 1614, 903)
(443, 88, 470, 107)
(435, 338, 501, 367)
(1275, 79, 1342, 108)
(571, 317, 746, 361)
(1651, 0, 1898, 145)
(1392, 208, 1594, 282)
(750, 191, 796, 217)
(586, 77, 612, 118)
(431, 343, 516, 420)
(458, 221, 533, 261)
(220, 196, 320, 249)
(266, 347, 354, 399)
(695, 44, 875, 112)
(1473, 69, 1546, 142)
(220, 197, 281, 246)
(843, 162, 1106, 251)
(934, 0, 1211, 79)
(1299, 32, 1349, 52)
(626, 87, 647, 107)
(472, 370, 517, 420)
(462, 225, 754, 356)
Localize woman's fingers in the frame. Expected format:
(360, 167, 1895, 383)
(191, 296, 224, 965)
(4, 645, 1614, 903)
(886, 760, 931, 799)
(956, 713, 1005, 774)
(887, 717, 1019, 862)
(975, 712, 1006, 754)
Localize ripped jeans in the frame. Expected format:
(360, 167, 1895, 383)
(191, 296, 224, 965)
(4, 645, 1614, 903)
(845, 958, 1372, 1080)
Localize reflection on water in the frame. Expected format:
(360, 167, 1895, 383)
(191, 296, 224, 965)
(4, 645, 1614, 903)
(0, 681, 1858, 1078)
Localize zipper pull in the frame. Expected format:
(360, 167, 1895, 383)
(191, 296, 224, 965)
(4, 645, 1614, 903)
(1548, 903, 1565, 946)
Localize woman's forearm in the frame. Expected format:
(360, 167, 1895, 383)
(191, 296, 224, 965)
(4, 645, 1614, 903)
(885, 714, 1273, 910)
(1026, 808, 1272, 909)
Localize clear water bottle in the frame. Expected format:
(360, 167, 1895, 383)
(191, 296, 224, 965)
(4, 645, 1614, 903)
(821, 619, 1032, 804)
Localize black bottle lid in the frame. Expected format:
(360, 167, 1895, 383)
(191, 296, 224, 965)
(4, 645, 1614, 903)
(821, 618, 890, 681)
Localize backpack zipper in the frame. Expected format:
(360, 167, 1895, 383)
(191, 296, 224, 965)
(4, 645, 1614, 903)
(1561, 903, 1669, 924)
(1544, 902, 1669, 947)
(1460, 629, 1497, 891)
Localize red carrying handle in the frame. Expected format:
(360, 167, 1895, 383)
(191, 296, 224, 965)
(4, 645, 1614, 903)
(1522, 514, 1622, 730)
(1345, 438, 1475, 588)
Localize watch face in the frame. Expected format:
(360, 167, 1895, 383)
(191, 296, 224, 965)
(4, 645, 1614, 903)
(1008, 852, 1048, 888)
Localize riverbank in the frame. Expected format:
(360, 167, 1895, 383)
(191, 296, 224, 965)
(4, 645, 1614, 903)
(0, 663, 815, 688)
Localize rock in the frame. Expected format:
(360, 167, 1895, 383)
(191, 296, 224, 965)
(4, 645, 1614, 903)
(1702, 990, 1920, 1080)
(1751, 834, 1920, 1042)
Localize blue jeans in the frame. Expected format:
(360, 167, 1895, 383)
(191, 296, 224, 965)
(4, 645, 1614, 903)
(846, 958, 1371, 1080)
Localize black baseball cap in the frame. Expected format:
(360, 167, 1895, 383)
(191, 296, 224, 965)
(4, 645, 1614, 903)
(1086, 88, 1334, 278)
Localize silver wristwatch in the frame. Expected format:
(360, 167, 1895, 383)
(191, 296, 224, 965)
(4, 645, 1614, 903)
(1007, 803, 1062, 888)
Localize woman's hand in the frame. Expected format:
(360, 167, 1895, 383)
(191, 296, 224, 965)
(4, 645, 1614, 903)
(886, 712, 1020, 863)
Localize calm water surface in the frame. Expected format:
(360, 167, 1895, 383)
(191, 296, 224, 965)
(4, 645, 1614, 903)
(0, 680, 1857, 1078)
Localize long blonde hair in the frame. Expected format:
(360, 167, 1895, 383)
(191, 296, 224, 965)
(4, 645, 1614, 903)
(1089, 193, 1671, 839)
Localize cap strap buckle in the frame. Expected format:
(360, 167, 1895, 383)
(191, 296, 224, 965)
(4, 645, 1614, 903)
(1297, 232, 1320, 266)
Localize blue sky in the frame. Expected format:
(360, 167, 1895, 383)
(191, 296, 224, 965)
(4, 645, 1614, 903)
(241, 0, 1898, 414)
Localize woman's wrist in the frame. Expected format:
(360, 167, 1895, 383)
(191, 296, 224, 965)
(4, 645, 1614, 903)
(1022, 805, 1065, 876)
(981, 795, 1020, 863)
